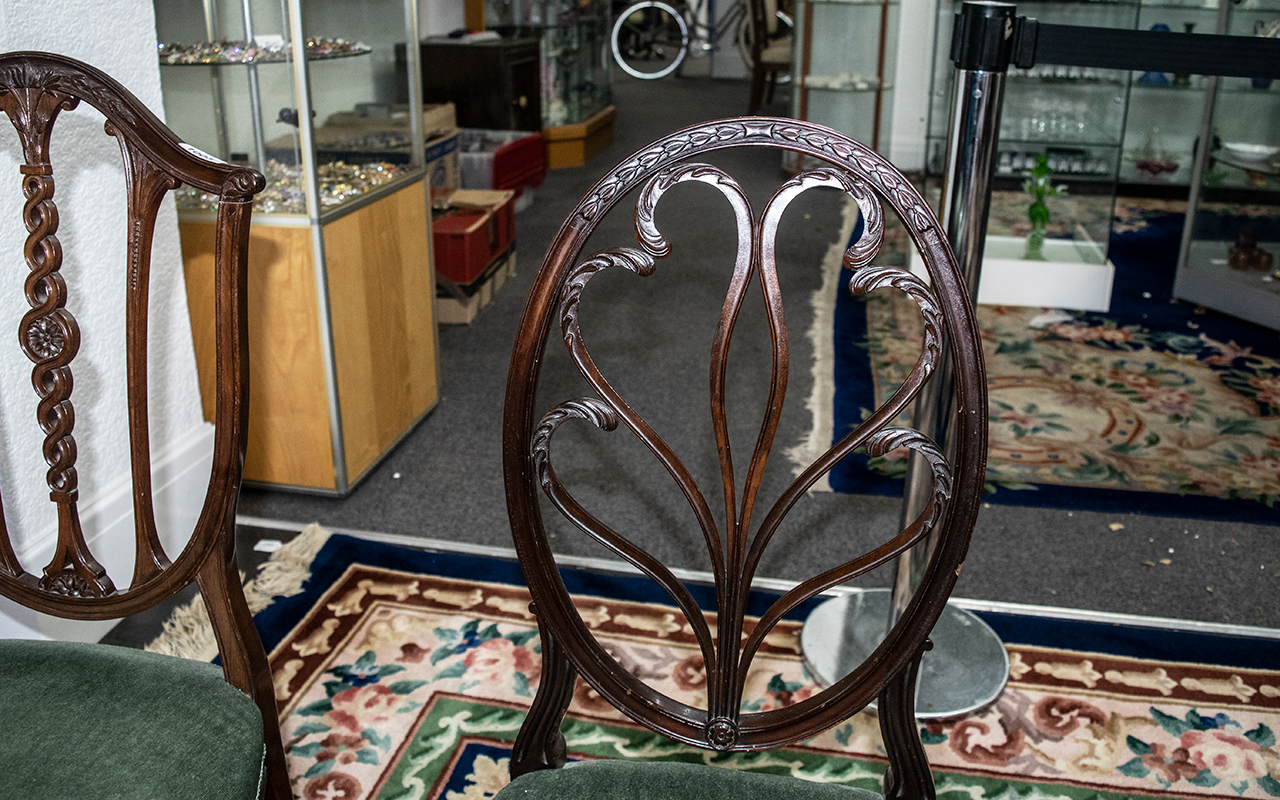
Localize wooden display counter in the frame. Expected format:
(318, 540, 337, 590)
(544, 105, 616, 169)
(179, 177, 439, 493)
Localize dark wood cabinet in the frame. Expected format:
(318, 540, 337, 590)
(398, 36, 543, 131)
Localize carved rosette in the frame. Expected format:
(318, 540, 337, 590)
(43, 571, 96, 598)
(706, 717, 738, 750)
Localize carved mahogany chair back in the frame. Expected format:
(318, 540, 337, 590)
(0, 52, 288, 799)
(502, 118, 987, 799)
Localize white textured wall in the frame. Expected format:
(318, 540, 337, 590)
(421, 0, 465, 37)
(0, 0, 208, 582)
(889, 0, 938, 171)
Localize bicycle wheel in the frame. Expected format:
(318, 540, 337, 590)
(735, 9, 793, 73)
(611, 1, 690, 79)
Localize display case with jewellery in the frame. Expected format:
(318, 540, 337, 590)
(154, 0, 440, 494)
(1173, 0, 1280, 330)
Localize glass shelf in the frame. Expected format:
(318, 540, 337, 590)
(802, 76, 887, 91)
(158, 38, 371, 64)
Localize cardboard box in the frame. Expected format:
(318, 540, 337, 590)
(435, 247, 517, 324)
(265, 103, 460, 170)
(431, 189, 516, 284)
(424, 129, 460, 191)
(324, 102, 457, 139)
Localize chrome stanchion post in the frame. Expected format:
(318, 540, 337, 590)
(802, 1, 1032, 718)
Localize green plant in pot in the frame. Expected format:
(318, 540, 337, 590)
(1023, 154, 1064, 260)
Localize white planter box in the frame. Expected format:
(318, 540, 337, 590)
(909, 235, 1114, 312)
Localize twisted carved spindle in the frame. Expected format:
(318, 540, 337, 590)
(2, 84, 112, 597)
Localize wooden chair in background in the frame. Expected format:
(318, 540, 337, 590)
(499, 118, 988, 798)
(0, 52, 289, 799)
(747, 0, 793, 113)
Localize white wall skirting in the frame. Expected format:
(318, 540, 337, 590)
(0, 423, 216, 643)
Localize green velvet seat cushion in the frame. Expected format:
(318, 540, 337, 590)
(0, 638, 265, 799)
(495, 759, 883, 800)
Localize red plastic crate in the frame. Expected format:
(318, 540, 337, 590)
(432, 189, 516, 285)
(458, 129, 546, 195)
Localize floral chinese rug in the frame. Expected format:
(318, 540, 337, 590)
(826, 197, 1280, 523)
(153, 528, 1280, 800)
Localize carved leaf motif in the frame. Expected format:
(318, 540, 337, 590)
(0, 61, 133, 127)
(846, 265, 945, 379)
(558, 248, 655, 349)
(531, 398, 620, 491)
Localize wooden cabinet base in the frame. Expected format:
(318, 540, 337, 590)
(544, 105, 616, 169)
(180, 179, 439, 493)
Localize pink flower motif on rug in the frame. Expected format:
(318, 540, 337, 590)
(463, 638, 542, 687)
(1182, 729, 1269, 779)
(325, 684, 418, 733)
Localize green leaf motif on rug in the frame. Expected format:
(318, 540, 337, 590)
(1153, 707, 1195, 737)
(1258, 774, 1280, 797)
(1117, 756, 1149, 778)
(1246, 724, 1276, 748)
(920, 727, 947, 746)
(433, 661, 468, 681)
(1126, 735, 1152, 756)
(297, 698, 334, 716)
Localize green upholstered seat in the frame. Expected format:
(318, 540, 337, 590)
(495, 759, 883, 800)
(0, 639, 265, 799)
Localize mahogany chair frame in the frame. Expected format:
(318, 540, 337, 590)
(503, 118, 987, 799)
(0, 52, 288, 800)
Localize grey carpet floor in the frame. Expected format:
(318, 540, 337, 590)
(238, 75, 1278, 631)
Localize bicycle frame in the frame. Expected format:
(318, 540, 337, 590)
(685, 0, 748, 56)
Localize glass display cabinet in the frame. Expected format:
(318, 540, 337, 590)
(790, 0, 898, 152)
(481, 0, 617, 166)
(923, 0, 1135, 312)
(1173, 0, 1280, 329)
(154, 0, 440, 494)
(535, 0, 612, 129)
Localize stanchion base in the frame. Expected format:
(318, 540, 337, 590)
(800, 589, 1009, 719)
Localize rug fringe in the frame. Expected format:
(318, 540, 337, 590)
(145, 523, 332, 661)
(785, 194, 860, 491)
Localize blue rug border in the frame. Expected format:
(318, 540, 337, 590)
(254, 533, 1280, 672)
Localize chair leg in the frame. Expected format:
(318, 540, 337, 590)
(878, 647, 935, 800)
(749, 66, 767, 115)
(765, 70, 779, 105)
(198, 550, 293, 800)
(511, 620, 578, 779)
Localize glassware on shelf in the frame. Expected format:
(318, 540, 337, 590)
(1128, 127, 1180, 180)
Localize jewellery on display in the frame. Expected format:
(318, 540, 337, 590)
(175, 160, 405, 214)
(158, 38, 371, 65)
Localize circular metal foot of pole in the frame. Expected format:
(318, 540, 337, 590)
(800, 589, 1009, 719)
